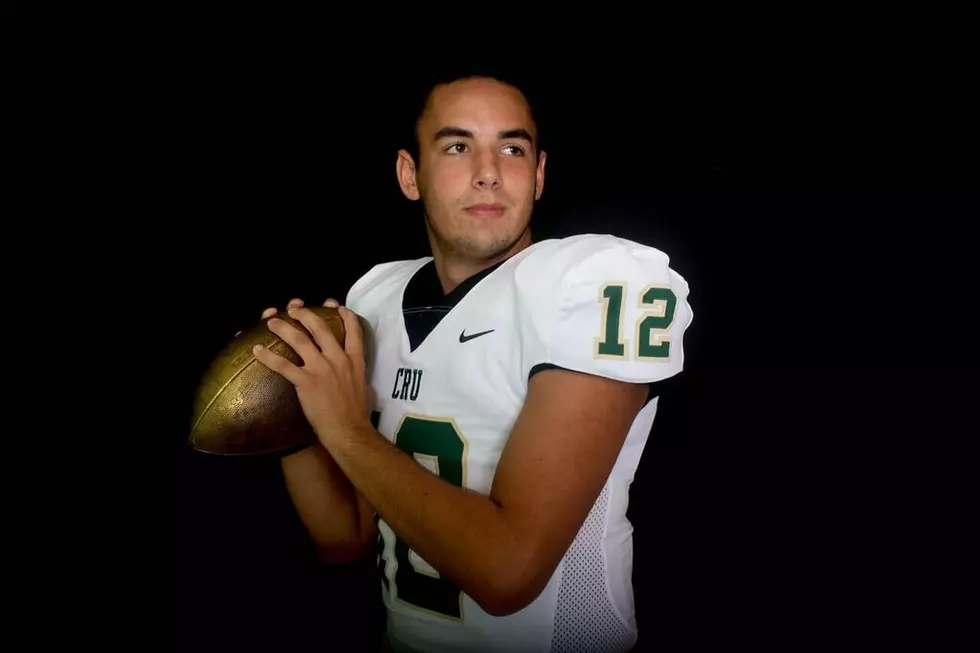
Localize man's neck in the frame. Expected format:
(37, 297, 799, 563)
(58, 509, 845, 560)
(431, 231, 533, 294)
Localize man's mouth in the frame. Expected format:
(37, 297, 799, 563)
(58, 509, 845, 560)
(465, 203, 505, 218)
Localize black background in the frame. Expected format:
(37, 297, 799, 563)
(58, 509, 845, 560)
(173, 32, 975, 652)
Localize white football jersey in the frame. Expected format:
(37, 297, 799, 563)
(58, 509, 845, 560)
(345, 234, 694, 653)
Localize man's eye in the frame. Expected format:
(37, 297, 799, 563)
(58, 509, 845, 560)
(503, 145, 525, 156)
(445, 143, 468, 154)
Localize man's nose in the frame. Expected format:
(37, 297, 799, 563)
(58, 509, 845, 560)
(473, 151, 501, 190)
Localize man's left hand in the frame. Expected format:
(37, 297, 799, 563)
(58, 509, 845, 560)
(252, 305, 372, 444)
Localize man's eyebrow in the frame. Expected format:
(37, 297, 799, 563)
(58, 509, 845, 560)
(498, 128, 533, 143)
(433, 126, 473, 141)
(432, 126, 534, 144)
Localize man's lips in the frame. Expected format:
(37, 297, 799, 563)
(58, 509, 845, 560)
(465, 203, 505, 218)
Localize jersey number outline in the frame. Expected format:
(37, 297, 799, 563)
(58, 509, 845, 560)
(595, 282, 677, 360)
(379, 414, 468, 621)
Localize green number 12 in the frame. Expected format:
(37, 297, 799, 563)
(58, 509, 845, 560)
(595, 283, 677, 360)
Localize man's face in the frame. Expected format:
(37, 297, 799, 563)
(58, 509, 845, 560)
(398, 77, 546, 261)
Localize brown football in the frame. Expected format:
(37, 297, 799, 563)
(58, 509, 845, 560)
(188, 306, 346, 456)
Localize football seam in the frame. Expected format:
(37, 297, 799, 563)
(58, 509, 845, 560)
(189, 355, 266, 440)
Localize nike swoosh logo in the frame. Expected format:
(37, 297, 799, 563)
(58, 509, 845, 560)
(459, 329, 495, 343)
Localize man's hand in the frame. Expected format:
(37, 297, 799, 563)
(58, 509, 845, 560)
(251, 300, 373, 446)
(259, 298, 378, 564)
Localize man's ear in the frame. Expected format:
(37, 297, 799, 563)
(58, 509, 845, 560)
(396, 149, 420, 201)
(534, 149, 547, 200)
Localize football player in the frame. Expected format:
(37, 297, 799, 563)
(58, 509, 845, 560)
(254, 72, 694, 652)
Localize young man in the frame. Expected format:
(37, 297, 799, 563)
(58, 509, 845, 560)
(254, 73, 694, 652)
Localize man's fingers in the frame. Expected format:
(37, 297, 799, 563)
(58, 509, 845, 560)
(338, 307, 365, 367)
(261, 298, 305, 320)
(322, 298, 339, 308)
(267, 316, 322, 366)
(251, 343, 304, 386)
(287, 306, 345, 361)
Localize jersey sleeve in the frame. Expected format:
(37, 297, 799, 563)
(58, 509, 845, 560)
(522, 236, 694, 384)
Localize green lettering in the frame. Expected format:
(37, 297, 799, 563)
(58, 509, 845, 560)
(380, 415, 467, 620)
(637, 286, 677, 360)
(596, 284, 627, 357)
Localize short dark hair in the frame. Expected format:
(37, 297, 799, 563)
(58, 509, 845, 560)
(401, 69, 543, 165)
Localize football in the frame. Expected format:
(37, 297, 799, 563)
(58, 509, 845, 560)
(188, 306, 346, 456)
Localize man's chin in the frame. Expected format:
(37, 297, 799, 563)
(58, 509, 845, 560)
(472, 230, 532, 262)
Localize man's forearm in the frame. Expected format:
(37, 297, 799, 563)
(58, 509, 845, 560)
(281, 444, 371, 562)
(323, 424, 525, 613)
